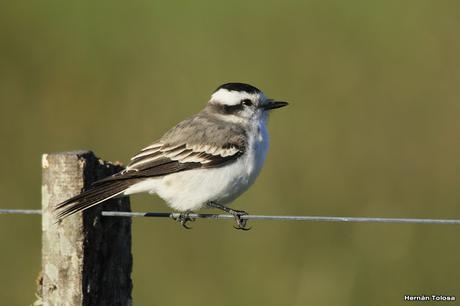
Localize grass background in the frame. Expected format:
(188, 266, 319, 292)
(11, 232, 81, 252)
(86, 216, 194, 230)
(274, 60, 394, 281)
(0, 0, 459, 305)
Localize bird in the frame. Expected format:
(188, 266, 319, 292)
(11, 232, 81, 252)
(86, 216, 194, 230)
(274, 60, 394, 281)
(55, 82, 288, 230)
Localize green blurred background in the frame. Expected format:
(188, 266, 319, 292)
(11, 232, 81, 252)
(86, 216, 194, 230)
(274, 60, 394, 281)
(1, 0, 459, 305)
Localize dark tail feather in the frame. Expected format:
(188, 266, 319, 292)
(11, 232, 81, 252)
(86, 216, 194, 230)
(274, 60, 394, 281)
(55, 180, 134, 220)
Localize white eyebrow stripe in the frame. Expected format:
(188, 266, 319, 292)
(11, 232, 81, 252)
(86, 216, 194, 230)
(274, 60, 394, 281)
(210, 89, 260, 106)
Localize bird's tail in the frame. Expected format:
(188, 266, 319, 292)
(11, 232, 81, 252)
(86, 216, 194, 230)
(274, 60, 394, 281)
(54, 179, 136, 220)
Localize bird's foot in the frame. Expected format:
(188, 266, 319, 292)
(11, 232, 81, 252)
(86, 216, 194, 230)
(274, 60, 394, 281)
(230, 209, 251, 231)
(206, 202, 251, 231)
(172, 210, 195, 229)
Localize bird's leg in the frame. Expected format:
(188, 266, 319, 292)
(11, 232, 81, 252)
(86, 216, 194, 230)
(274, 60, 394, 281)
(172, 210, 195, 229)
(207, 201, 251, 231)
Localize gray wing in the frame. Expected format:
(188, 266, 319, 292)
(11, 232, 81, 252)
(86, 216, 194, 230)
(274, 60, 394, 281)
(93, 115, 246, 184)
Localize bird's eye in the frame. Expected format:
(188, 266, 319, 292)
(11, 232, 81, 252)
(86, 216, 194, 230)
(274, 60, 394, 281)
(241, 99, 253, 106)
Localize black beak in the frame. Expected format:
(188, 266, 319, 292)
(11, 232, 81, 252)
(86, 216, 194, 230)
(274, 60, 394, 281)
(262, 100, 289, 110)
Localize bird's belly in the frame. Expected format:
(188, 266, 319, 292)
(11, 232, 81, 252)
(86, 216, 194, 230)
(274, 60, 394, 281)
(155, 151, 263, 212)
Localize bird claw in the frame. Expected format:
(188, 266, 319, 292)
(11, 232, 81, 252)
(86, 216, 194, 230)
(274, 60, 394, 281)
(206, 201, 252, 230)
(172, 211, 195, 229)
(231, 210, 251, 231)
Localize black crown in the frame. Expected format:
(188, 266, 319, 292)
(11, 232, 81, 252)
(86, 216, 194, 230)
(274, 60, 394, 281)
(215, 83, 261, 94)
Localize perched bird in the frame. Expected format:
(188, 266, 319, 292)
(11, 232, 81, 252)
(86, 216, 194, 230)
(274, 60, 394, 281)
(55, 83, 288, 230)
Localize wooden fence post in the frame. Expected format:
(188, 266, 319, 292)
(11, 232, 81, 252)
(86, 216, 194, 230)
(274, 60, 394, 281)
(41, 151, 132, 306)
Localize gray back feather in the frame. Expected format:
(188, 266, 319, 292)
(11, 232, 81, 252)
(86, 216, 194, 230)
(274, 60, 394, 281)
(160, 112, 247, 150)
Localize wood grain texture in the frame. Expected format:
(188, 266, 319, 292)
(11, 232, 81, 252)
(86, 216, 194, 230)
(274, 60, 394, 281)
(41, 151, 132, 306)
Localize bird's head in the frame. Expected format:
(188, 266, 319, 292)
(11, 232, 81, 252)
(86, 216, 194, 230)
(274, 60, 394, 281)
(206, 82, 288, 124)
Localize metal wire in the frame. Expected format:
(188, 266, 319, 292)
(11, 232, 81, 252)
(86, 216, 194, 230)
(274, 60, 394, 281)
(1, 209, 460, 225)
(0, 209, 42, 215)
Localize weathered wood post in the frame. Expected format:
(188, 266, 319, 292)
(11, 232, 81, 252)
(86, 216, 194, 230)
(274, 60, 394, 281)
(41, 151, 132, 306)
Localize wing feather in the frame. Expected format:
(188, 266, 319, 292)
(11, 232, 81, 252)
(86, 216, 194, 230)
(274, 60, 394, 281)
(127, 140, 243, 171)
(92, 139, 245, 185)
(92, 114, 247, 185)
